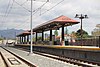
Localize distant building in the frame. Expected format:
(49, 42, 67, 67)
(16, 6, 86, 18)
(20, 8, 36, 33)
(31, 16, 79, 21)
(55, 34, 76, 43)
(92, 24, 100, 36)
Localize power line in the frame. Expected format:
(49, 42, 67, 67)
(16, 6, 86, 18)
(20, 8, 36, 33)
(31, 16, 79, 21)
(20, 0, 28, 6)
(14, 0, 49, 28)
(2, 0, 14, 31)
(1, 0, 11, 23)
(14, 0, 30, 12)
(2, 0, 14, 26)
(3, 0, 11, 18)
(6, 0, 14, 18)
(7, 0, 64, 30)
(41, 0, 64, 15)
(32, 0, 48, 15)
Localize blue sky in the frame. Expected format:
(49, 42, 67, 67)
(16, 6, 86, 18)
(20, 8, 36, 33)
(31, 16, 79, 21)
(0, 0, 100, 35)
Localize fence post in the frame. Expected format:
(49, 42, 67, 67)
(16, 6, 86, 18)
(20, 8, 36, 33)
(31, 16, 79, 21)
(98, 36, 100, 48)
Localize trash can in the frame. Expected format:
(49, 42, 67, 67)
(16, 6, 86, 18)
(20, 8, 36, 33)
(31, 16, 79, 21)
(65, 41, 69, 45)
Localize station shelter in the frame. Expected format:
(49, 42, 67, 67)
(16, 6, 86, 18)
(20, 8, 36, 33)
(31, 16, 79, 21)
(17, 15, 79, 46)
(16, 30, 34, 44)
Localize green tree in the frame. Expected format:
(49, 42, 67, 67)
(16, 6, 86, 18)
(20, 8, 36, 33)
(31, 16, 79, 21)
(76, 29, 89, 38)
(65, 27, 68, 34)
(71, 31, 77, 38)
(54, 30, 58, 36)
(37, 37, 42, 41)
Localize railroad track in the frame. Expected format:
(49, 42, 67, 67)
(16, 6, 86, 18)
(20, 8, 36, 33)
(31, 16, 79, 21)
(0, 52, 7, 67)
(13, 46, 100, 67)
(0, 46, 36, 67)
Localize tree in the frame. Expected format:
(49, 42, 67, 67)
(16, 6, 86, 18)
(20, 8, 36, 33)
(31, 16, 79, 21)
(71, 31, 77, 38)
(76, 29, 89, 38)
(54, 30, 58, 36)
(37, 36, 42, 41)
(65, 27, 68, 34)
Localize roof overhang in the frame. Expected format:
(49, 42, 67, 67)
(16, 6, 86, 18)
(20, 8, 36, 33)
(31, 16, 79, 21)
(33, 15, 79, 32)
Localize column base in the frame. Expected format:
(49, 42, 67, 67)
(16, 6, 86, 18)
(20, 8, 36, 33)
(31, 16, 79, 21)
(61, 41, 65, 46)
(49, 41, 52, 45)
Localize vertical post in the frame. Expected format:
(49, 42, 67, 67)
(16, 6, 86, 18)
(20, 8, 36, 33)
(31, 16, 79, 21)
(42, 31, 44, 41)
(61, 24, 64, 46)
(27, 35, 29, 44)
(50, 30, 52, 41)
(22, 36, 24, 44)
(21, 36, 22, 44)
(24, 36, 26, 44)
(80, 15, 83, 46)
(19, 36, 21, 44)
(50, 30, 52, 45)
(36, 32, 37, 42)
(75, 14, 88, 46)
(30, 0, 33, 54)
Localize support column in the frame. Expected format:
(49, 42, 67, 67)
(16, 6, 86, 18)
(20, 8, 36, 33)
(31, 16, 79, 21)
(19, 36, 21, 44)
(24, 36, 26, 44)
(21, 36, 22, 44)
(36, 32, 37, 42)
(42, 31, 44, 41)
(50, 30, 52, 45)
(61, 24, 65, 46)
(22, 36, 24, 44)
(27, 35, 29, 44)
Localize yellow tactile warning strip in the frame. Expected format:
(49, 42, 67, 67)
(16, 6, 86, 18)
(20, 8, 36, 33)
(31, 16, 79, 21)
(16, 44, 100, 51)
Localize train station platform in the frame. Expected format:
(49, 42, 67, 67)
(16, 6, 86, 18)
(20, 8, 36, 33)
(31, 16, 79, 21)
(3, 46, 79, 67)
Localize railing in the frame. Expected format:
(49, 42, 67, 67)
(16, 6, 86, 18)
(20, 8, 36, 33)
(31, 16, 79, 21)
(72, 36, 100, 47)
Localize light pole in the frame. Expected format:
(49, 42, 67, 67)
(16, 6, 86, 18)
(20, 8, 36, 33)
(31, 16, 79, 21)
(75, 14, 88, 46)
(29, 0, 49, 54)
(29, 0, 33, 54)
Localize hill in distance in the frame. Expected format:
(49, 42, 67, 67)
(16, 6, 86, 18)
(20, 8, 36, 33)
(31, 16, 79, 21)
(0, 29, 24, 39)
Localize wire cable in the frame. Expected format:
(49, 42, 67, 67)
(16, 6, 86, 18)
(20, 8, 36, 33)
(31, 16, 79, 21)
(20, 0, 28, 6)
(6, 0, 14, 18)
(9, 0, 64, 30)
(32, 0, 48, 15)
(2, 0, 15, 25)
(3, 0, 11, 18)
(14, 0, 30, 12)
(14, 0, 49, 28)
(41, 0, 64, 15)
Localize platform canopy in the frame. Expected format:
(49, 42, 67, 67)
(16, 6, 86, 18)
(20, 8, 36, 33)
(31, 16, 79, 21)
(17, 30, 34, 37)
(33, 15, 79, 32)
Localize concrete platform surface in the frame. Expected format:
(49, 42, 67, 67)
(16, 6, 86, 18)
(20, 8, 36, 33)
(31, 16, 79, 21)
(3, 47, 80, 67)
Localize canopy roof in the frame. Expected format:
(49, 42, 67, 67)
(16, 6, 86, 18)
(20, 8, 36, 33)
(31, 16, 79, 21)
(33, 15, 79, 32)
(17, 30, 34, 37)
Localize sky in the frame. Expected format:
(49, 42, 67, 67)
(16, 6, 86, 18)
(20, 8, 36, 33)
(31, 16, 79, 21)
(0, 0, 100, 35)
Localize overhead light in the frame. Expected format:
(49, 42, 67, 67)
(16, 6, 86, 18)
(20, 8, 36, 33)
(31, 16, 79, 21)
(85, 15, 88, 18)
(75, 14, 78, 18)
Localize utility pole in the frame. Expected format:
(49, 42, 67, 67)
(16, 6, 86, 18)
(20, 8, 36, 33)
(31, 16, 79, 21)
(29, 0, 49, 54)
(75, 14, 88, 46)
(30, 0, 33, 54)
